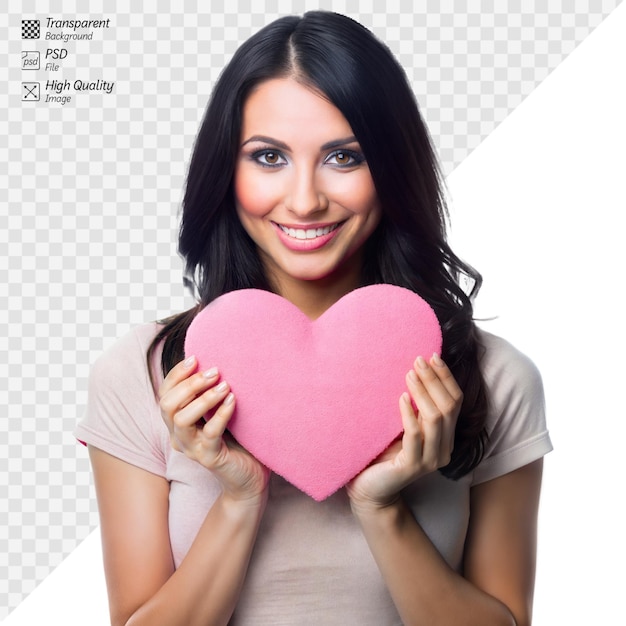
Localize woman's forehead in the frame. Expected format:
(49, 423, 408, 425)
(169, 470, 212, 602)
(240, 78, 355, 146)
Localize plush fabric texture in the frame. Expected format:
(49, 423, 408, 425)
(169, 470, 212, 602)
(184, 285, 442, 500)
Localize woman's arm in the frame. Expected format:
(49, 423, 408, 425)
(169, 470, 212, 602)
(91, 448, 266, 626)
(352, 460, 542, 626)
(92, 356, 270, 626)
(464, 458, 543, 626)
(348, 354, 544, 625)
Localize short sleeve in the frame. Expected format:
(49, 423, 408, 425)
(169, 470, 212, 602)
(471, 330, 553, 485)
(74, 323, 168, 478)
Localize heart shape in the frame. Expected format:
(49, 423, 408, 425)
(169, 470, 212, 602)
(184, 285, 442, 501)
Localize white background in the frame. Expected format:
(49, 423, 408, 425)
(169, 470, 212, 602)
(448, 5, 626, 623)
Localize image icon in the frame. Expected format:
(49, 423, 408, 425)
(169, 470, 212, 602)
(22, 82, 40, 101)
(22, 19, 40, 39)
(22, 50, 40, 70)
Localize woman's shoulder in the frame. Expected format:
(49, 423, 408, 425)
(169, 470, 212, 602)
(476, 328, 543, 393)
(98, 321, 162, 358)
(91, 321, 163, 377)
(86, 319, 168, 402)
(472, 327, 552, 484)
(75, 321, 169, 476)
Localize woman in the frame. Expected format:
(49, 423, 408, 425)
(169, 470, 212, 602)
(76, 11, 552, 625)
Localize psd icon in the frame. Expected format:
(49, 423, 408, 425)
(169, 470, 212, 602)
(22, 19, 40, 39)
(22, 51, 40, 70)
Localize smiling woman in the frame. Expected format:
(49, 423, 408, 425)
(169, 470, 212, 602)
(74, 10, 551, 626)
(234, 78, 381, 313)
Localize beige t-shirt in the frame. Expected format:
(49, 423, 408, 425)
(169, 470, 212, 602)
(75, 322, 552, 624)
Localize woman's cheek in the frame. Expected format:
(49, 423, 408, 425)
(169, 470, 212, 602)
(327, 172, 378, 214)
(235, 169, 277, 217)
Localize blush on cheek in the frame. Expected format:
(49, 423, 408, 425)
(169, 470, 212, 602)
(325, 174, 378, 214)
(234, 174, 274, 218)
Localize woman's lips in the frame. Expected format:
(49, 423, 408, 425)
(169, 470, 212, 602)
(272, 221, 345, 251)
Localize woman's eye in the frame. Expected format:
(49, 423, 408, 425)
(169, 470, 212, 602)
(252, 150, 285, 167)
(262, 152, 279, 164)
(326, 150, 364, 167)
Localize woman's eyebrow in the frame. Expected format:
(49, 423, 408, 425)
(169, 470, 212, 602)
(320, 136, 358, 150)
(241, 135, 290, 150)
(240, 135, 359, 151)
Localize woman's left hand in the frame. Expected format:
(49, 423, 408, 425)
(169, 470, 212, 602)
(347, 353, 463, 511)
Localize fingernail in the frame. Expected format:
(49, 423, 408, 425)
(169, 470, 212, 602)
(202, 367, 218, 379)
(416, 356, 428, 370)
(431, 353, 444, 367)
(216, 381, 229, 392)
(223, 392, 234, 406)
(183, 355, 196, 368)
(407, 369, 418, 383)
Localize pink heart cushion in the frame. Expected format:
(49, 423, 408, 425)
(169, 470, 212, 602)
(184, 284, 442, 501)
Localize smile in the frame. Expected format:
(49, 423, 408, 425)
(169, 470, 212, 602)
(272, 220, 345, 252)
(276, 222, 341, 240)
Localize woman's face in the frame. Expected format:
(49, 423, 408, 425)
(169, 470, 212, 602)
(234, 78, 381, 292)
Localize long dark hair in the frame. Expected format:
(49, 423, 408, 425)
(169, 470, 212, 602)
(148, 11, 487, 479)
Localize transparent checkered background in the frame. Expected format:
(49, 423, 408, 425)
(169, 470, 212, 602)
(1, 0, 621, 618)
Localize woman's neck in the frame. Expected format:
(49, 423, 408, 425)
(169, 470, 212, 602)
(267, 254, 364, 320)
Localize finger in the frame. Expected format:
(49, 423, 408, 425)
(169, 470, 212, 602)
(158, 355, 199, 398)
(406, 368, 444, 470)
(160, 367, 220, 427)
(171, 393, 235, 467)
(413, 356, 459, 415)
(406, 366, 440, 420)
(429, 354, 463, 456)
(415, 355, 463, 458)
(172, 381, 231, 447)
(429, 354, 464, 408)
(202, 392, 236, 439)
(413, 356, 461, 451)
(419, 403, 447, 470)
(399, 391, 422, 462)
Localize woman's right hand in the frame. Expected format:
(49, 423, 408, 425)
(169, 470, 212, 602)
(159, 355, 270, 503)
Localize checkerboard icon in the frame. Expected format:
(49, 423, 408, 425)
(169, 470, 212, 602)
(22, 19, 40, 39)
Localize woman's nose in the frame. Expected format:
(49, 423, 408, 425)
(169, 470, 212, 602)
(286, 168, 329, 216)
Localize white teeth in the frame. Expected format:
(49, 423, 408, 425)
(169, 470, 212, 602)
(279, 223, 339, 239)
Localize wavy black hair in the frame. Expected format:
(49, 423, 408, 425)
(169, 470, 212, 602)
(148, 11, 487, 479)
